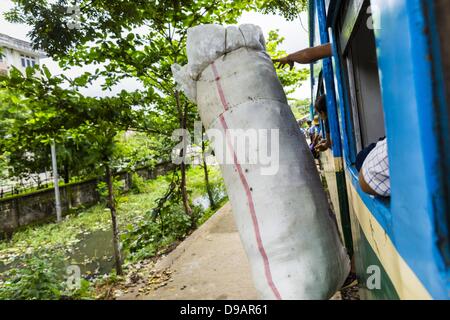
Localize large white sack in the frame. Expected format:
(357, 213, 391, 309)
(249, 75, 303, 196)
(173, 24, 350, 300)
(171, 64, 197, 102)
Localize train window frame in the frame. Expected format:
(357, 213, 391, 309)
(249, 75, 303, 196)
(313, 71, 330, 142)
(333, 0, 392, 213)
(343, 1, 386, 152)
(345, 53, 364, 152)
(346, 23, 386, 153)
(336, 0, 387, 160)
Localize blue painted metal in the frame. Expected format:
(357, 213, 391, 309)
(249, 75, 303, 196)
(421, 0, 450, 273)
(311, 0, 450, 298)
(370, 0, 448, 298)
(310, 0, 324, 109)
(329, 32, 356, 167)
(347, 164, 392, 233)
(316, 0, 343, 158)
(309, 0, 315, 48)
(309, 0, 316, 123)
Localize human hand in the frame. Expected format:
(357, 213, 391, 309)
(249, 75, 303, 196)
(315, 140, 331, 152)
(313, 134, 322, 145)
(272, 56, 295, 70)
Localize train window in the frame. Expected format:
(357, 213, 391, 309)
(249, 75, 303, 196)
(313, 71, 329, 140)
(339, 0, 386, 154)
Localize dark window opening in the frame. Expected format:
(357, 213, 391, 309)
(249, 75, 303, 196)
(339, 0, 386, 155)
(314, 71, 330, 140)
(21, 55, 37, 68)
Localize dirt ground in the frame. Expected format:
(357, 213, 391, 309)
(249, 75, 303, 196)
(116, 203, 357, 300)
(118, 203, 258, 300)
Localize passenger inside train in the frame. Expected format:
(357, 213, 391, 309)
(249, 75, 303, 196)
(313, 95, 331, 153)
(309, 116, 321, 158)
(275, 43, 391, 199)
(358, 138, 391, 197)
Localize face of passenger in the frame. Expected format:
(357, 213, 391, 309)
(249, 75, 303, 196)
(314, 97, 327, 120)
(319, 111, 327, 120)
(313, 106, 326, 121)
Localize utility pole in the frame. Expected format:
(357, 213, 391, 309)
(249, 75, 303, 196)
(51, 142, 62, 222)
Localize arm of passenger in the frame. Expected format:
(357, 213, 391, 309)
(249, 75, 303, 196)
(358, 171, 379, 196)
(315, 130, 332, 152)
(312, 133, 321, 146)
(273, 43, 332, 69)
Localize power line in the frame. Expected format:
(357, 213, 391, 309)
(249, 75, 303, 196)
(298, 13, 309, 34)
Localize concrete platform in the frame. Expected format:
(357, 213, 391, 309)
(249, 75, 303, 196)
(119, 202, 343, 300)
(120, 203, 259, 300)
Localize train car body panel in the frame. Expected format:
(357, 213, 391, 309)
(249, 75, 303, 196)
(312, 0, 355, 256)
(346, 171, 432, 299)
(310, 0, 450, 299)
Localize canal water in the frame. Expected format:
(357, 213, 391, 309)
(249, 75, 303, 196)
(0, 228, 115, 276)
(0, 194, 220, 277)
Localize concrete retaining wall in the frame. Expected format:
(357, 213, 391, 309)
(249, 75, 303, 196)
(0, 163, 175, 238)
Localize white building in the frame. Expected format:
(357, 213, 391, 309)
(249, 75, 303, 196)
(0, 33, 46, 75)
(0, 33, 48, 194)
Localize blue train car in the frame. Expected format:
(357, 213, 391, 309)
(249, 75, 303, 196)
(308, 0, 449, 299)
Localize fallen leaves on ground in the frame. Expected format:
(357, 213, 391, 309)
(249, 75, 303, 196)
(94, 258, 174, 300)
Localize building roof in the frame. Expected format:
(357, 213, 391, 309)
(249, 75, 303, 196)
(0, 33, 47, 58)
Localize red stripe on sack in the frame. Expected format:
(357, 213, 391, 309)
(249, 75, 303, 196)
(212, 61, 281, 300)
(211, 62, 229, 111)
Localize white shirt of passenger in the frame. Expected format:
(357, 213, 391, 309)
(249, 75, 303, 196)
(361, 139, 390, 197)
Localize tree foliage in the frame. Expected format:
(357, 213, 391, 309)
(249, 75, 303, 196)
(256, 0, 308, 20)
(0, 66, 150, 183)
(290, 98, 312, 120)
(1, 0, 310, 276)
(266, 29, 310, 96)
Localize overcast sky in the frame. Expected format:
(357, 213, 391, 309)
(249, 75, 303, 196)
(0, 1, 310, 100)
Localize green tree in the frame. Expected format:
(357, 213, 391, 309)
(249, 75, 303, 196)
(0, 66, 149, 274)
(6, 0, 253, 226)
(0, 66, 85, 187)
(266, 29, 310, 97)
(112, 132, 160, 173)
(256, 0, 308, 20)
(290, 98, 312, 120)
(4, 0, 309, 227)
